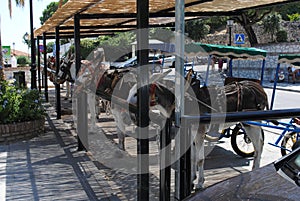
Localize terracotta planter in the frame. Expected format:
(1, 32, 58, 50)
(0, 118, 45, 144)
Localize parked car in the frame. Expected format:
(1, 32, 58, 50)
(159, 55, 176, 68)
(158, 55, 194, 68)
(110, 56, 137, 69)
(110, 56, 163, 72)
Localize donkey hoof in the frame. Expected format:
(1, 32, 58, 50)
(194, 184, 205, 192)
(118, 144, 125, 151)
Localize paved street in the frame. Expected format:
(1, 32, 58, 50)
(0, 99, 127, 200)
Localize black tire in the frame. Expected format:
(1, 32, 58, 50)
(171, 61, 175, 68)
(231, 125, 260, 157)
(281, 132, 298, 156)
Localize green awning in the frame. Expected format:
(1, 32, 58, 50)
(185, 43, 267, 59)
(278, 54, 300, 67)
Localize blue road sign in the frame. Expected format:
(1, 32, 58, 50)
(234, 34, 245, 44)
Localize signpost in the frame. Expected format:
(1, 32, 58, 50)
(234, 33, 245, 45)
(1, 46, 11, 67)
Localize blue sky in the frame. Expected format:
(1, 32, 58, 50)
(1, 0, 54, 53)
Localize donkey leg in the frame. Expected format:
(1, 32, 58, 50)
(65, 81, 70, 100)
(244, 123, 264, 170)
(95, 96, 101, 119)
(117, 127, 125, 151)
(194, 125, 206, 190)
(190, 141, 197, 183)
(87, 93, 97, 130)
(111, 105, 126, 151)
(252, 127, 264, 170)
(195, 143, 205, 190)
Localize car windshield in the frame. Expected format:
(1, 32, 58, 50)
(149, 56, 159, 60)
(124, 57, 137, 63)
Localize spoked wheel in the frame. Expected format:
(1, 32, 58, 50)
(281, 132, 298, 156)
(231, 125, 255, 157)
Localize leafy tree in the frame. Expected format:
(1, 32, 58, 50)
(274, 1, 300, 21)
(98, 32, 135, 47)
(262, 12, 282, 42)
(8, 0, 25, 17)
(287, 13, 300, 22)
(185, 19, 210, 41)
(276, 30, 288, 42)
(233, 9, 272, 46)
(17, 56, 29, 66)
(150, 28, 174, 42)
(40, 0, 67, 25)
(46, 41, 55, 53)
(204, 16, 228, 34)
(96, 32, 135, 61)
(1, 0, 25, 81)
(80, 38, 96, 59)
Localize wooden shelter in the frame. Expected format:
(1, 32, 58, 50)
(33, 1, 300, 201)
(34, 0, 299, 38)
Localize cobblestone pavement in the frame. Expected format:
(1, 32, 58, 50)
(1, 67, 300, 200)
(0, 99, 129, 200)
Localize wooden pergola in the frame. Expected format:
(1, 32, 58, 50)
(33, 1, 300, 201)
(34, 0, 298, 38)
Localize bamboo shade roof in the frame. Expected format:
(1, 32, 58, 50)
(34, 0, 296, 38)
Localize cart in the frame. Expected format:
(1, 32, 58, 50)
(246, 54, 300, 156)
(185, 43, 268, 157)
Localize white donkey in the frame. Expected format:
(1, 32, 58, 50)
(72, 48, 109, 130)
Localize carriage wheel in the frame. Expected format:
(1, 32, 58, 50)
(281, 132, 298, 156)
(230, 125, 255, 157)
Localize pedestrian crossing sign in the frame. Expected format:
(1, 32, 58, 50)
(234, 34, 245, 44)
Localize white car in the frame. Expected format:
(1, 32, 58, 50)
(159, 55, 193, 68)
(110, 56, 163, 73)
(161, 55, 176, 68)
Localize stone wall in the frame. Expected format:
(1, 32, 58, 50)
(0, 119, 45, 144)
(202, 21, 300, 45)
(231, 43, 300, 82)
(201, 21, 300, 82)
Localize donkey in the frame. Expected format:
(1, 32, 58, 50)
(46, 52, 75, 100)
(96, 69, 173, 150)
(96, 68, 268, 189)
(72, 48, 109, 130)
(125, 77, 268, 190)
(185, 80, 268, 189)
(96, 68, 139, 150)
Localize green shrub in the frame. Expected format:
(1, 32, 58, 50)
(0, 81, 45, 124)
(287, 13, 300, 22)
(17, 56, 29, 66)
(276, 30, 288, 42)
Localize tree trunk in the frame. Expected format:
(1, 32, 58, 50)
(244, 25, 258, 47)
(0, 16, 5, 81)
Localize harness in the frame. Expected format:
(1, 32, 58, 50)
(224, 82, 243, 111)
(150, 83, 157, 106)
(225, 81, 266, 111)
(197, 81, 266, 113)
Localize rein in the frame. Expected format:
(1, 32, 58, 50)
(187, 92, 219, 112)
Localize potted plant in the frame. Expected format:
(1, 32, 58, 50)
(0, 80, 46, 144)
